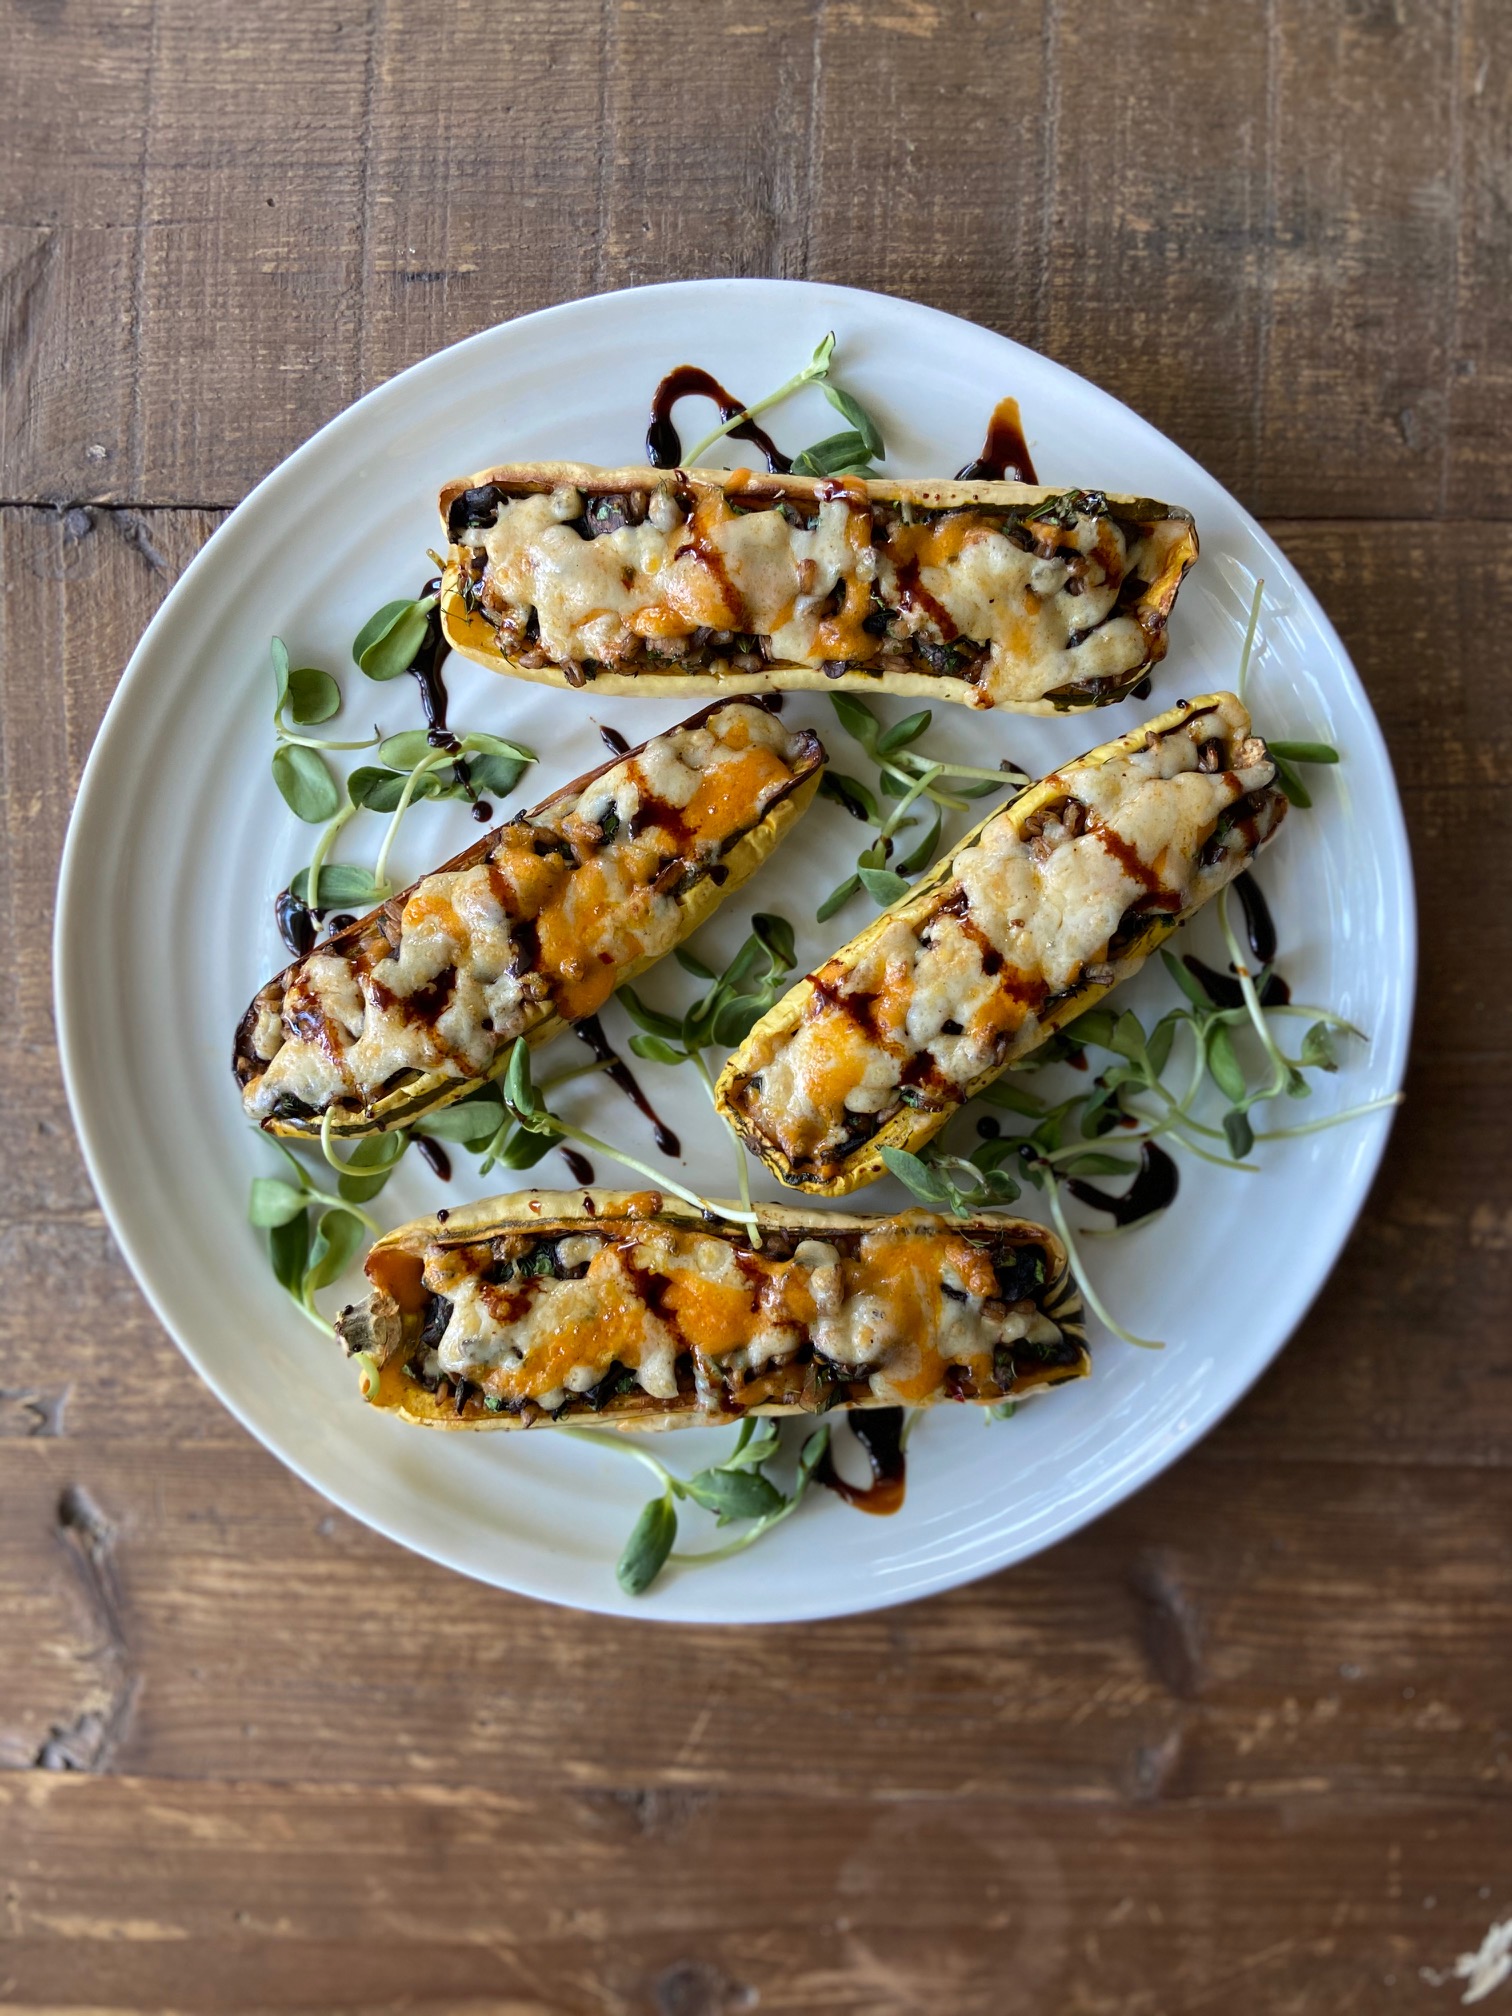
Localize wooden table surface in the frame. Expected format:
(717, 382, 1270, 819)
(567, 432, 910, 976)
(3, 2, 1509, 2010)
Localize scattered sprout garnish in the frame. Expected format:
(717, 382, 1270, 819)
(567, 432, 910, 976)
(816, 695, 1029, 919)
(292, 719, 536, 911)
(496, 1038, 761, 1228)
(1233, 577, 1340, 803)
(881, 884, 1402, 1359)
(618, 915, 798, 1235)
(248, 1141, 379, 1335)
(680, 332, 887, 479)
(352, 592, 440, 682)
(268, 637, 379, 824)
(562, 1413, 833, 1595)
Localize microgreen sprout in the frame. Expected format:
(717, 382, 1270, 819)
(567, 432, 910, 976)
(679, 333, 887, 482)
(817, 695, 1029, 919)
(248, 1140, 379, 1334)
(563, 1413, 832, 1595)
(352, 593, 440, 682)
(618, 915, 798, 1237)
(292, 726, 536, 913)
(268, 637, 380, 824)
(496, 1039, 761, 1229)
(879, 871, 1401, 1364)
(1231, 580, 1341, 803)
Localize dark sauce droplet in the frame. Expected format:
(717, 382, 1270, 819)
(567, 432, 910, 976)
(275, 889, 314, 958)
(326, 912, 356, 936)
(575, 1013, 681, 1159)
(647, 364, 792, 473)
(408, 576, 453, 744)
(560, 1147, 594, 1185)
(818, 1407, 907, 1517)
(957, 395, 1039, 484)
(1234, 870, 1278, 967)
(471, 800, 493, 823)
(416, 1137, 452, 1183)
(599, 725, 630, 757)
(1183, 954, 1291, 1011)
(1066, 1142, 1179, 1227)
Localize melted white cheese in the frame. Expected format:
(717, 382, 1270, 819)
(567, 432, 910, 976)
(741, 696, 1277, 1164)
(470, 480, 1175, 705)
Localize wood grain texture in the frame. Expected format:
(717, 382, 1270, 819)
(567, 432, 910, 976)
(2, 0, 1509, 2009)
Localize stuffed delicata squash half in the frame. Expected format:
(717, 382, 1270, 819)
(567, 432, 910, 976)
(439, 462, 1198, 714)
(716, 693, 1287, 1194)
(334, 1190, 1087, 1429)
(236, 700, 824, 1137)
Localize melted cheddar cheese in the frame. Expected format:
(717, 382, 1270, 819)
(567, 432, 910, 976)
(242, 703, 810, 1122)
(420, 1219, 1065, 1411)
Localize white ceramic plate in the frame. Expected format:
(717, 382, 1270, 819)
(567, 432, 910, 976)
(55, 279, 1413, 1622)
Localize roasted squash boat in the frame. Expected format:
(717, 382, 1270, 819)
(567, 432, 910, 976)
(334, 1189, 1088, 1429)
(716, 693, 1287, 1194)
(439, 462, 1198, 714)
(236, 700, 824, 1137)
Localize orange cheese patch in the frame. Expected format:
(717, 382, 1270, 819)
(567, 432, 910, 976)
(683, 744, 789, 840)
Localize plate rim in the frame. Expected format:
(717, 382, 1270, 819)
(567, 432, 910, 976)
(53, 275, 1417, 1622)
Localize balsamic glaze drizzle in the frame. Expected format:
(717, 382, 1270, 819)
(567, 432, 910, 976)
(1234, 870, 1278, 967)
(1066, 1142, 1179, 1227)
(956, 396, 1039, 483)
(817, 1408, 907, 1517)
(575, 1014, 681, 1159)
(647, 365, 792, 473)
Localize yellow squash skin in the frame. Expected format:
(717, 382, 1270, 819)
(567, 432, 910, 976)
(337, 1189, 1087, 1432)
(236, 705, 823, 1139)
(714, 694, 1285, 1196)
(439, 462, 1198, 715)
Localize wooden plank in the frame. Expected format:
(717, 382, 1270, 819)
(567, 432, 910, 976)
(5, 0, 1508, 513)
(1037, 0, 1274, 506)
(3, 1439, 1510, 1801)
(806, 0, 1047, 339)
(1257, 0, 1458, 518)
(0, 0, 150, 504)
(353, 0, 605, 391)
(1447, 0, 1512, 516)
(1, 1771, 1505, 2013)
(127, 1, 370, 504)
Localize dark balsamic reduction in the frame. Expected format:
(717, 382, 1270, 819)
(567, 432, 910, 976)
(817, 1407, 907, 1517)
(409, 577, 453, 744)
(957, 396, 1039, 483)
(560, 1147, 595, 1185)
(647, 365, 792, 473)
(599, 724, 631, 756)
(275, 889, 315, 958)
(326, 913, 357, 935)
(416, 1137, 452, 1182)
(575, 1013, 682, 1159)
(1183, 954, 1291, 1011)
(1234, 870, 1278, 966)
(1066, 1142, 1179, 1227)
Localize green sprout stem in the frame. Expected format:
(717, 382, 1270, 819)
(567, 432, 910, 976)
(1236, 574, 1265, 703)
(372, 748, 454, 893)
(683, 334, 835, 465)
(1253, 1093, 1404, 1141)
(513, 1103, 760, 1228)
(689, 1048, 760, 1245)
(1044, 1179, 1164, 1350)
(305, 799, 358, 912)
